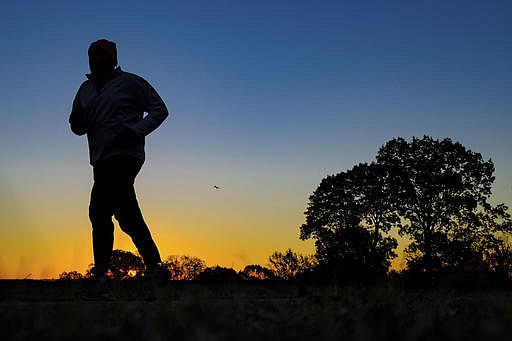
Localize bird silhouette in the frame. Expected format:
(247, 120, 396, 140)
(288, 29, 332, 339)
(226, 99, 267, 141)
(213, 185, 221, 189)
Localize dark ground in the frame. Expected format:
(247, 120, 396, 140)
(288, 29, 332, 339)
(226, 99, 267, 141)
(2, 279, 512, 340)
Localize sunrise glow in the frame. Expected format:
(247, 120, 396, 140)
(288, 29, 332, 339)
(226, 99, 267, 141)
(1, 0, 511, 279)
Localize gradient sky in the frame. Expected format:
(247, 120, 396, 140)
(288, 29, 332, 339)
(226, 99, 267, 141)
(1, 0, 511, 278)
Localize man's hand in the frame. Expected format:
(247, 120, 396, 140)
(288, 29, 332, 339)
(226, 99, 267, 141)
(69, 99, 88, 136)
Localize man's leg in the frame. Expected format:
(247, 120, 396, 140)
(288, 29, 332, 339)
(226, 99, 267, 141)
(89, 169, 115, 277)
(115, 187, 162, 269)
(112, 157, 162, 270)
(81, 174, 115, 300)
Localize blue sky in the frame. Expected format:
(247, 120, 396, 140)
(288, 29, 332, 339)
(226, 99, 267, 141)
(0, 0, 511, 277)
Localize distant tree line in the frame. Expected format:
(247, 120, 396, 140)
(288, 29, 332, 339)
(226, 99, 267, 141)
(59, 248, 315, 281)
(60, 136, 512, 287)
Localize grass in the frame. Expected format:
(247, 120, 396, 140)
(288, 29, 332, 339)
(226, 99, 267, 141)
(2, 279, 512, 340)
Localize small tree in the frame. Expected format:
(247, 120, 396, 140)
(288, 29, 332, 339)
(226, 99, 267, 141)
(268, 249, 317, 280)
(83, 250, 145, 279)
(109, 249, 145, 279)
(58, 271, 84, 280)
(162, 255, 206, 281)
(195, 266, 241, 281)
(240, 265, 276, 280)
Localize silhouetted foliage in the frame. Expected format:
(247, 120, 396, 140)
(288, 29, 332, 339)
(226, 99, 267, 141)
(486, 238, 512, 277)
(162, 255, 206, 281)
(240, 264, 276, 280)
(349, 162, 402, 239)
(442, 204, 512, 272)
(267, 249, 317, 280)
(301, 135, 512, 284)
(58, 271, 84, 280)
(95, 249, 145, 279)
(195, 266, 242, 282)
(300, 163, 398, 280)
(376, 136, 512, 277)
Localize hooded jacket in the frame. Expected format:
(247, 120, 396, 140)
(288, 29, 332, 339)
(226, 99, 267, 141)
(69, 68, 169, 165)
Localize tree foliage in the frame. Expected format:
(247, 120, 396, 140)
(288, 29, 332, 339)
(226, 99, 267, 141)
(301, 135, 512, 282)
(240, 265, 276, 280)
(108, 249, 145, 279)
(58, 271, 84, 280)
(162, 255, 206, 281)
(376, 136, 511, 274)
(486, 238, 512, 277)
(83, 249, 145, 279)
(267, 249, 317, 280)
(300, 163, 399, 279)
(195, 266, 241, 281)
(443, 204, 512, 271)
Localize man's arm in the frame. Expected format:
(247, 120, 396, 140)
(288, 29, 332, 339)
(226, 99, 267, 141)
(69, 94, 88, 136)
(130, 82, 169, 137)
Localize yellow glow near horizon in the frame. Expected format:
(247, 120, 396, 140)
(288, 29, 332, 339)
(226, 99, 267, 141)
(0, 208, 411, 279)
(0, 198, 318, 279)
(0, 160, 409, 279)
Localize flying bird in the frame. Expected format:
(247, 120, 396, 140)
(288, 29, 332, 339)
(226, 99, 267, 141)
(213, 185, 221, 189)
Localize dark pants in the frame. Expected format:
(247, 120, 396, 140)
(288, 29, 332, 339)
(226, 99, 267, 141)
(89, 155, 161, 276)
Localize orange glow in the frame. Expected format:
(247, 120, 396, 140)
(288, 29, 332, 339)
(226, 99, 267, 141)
(1, 168, 411, 279)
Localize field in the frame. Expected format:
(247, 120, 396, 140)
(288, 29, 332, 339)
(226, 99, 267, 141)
(2, 279, 512, 340)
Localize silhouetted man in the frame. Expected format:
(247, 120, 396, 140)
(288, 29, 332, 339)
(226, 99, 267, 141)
(69, 39, 169, 299)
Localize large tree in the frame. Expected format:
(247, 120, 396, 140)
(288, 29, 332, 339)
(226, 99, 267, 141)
(376, 136, 510, 275)
(300, 163, 398, 280)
